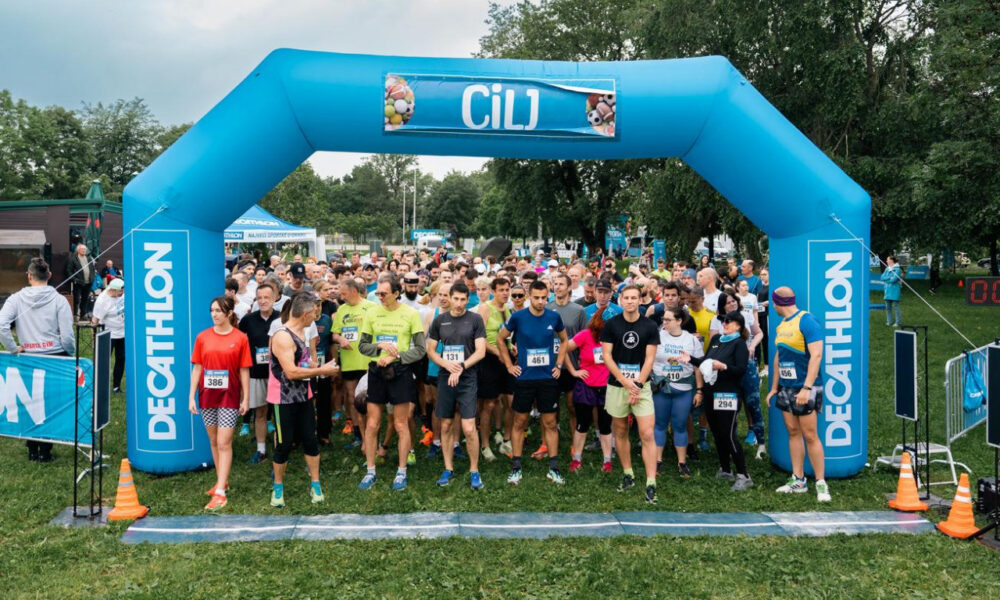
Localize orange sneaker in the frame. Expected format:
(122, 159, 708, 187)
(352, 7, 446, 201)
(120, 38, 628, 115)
(205, 483, 230, 496)
(420, 428, 434, 447)
(531, 444, 548, 460)
(204, 493, 227, 510)
(341, 419, 354, 435)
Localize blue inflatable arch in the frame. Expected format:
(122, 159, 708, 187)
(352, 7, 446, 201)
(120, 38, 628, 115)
(124, 50, 870, 476)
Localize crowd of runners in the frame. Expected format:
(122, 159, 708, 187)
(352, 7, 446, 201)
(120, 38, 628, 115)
(190, 248, 831, 510)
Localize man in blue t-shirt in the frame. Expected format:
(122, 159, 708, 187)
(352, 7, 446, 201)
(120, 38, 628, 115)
(736, 260, 763, 296)
(497, 280, 568, 486)
(585, 278, 623, 321)
(765, 286, 830, 503)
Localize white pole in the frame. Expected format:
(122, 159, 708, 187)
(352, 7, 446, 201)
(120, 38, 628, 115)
(412, 169, 417, 233)
(402, 184, 406, 247)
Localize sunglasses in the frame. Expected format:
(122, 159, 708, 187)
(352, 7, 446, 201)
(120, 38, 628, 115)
(511, 294, 525, 299)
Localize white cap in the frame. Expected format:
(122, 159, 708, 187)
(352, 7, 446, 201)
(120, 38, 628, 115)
(547, 259, 559, 267)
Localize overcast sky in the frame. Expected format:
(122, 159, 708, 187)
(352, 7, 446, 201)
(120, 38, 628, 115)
(0, 0, 512, 179)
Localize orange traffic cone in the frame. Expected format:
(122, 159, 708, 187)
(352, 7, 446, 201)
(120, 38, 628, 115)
(108, 458, 149, 521)
(937, 473, 979, 539)
(888, 452, 928, 512)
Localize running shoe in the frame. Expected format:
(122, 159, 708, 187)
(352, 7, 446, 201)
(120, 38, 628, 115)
(731, 474, 754, 491)
(569, 459, 582, 474)
(358, 472, 376, 490)
(493, 431, 504, 447)
(744, 431, 757, 445)
(248, 451, 266, 465)
(816, 480, 832, 502)
(407, 449, 417, 466)
(238, 423, 251, 437)
(392, 473, 408, 491)
(332, 411, 344, 422)
(715, 469, 736, 482)
(482, 447, 497, 462)
(205, 493, 227, 510)
(205, 483, 230, 496)
(344, 438, 361, 451)
(531, 444, 548, 460)
(499, 440, 513, 457)
(507, 468, 523, 486)
(267, 421, 276, 434)
(602, 461, 613, 474)
(754, 444, 767, 460)
(437, 470, 454, 487)
(427, 443, 442, 459)
(270, 488, 285, 508)
(644, 485, 657, 505)
(678, 463, 692, 478)
(470, 471, 484, 490)
(617, 474, 635, 492)
(310, 482, 325, 504)
(420, 427, 434, 446)
(341, 419, 354, 435)
(453, 444, 466, 460)
(584, 438, 601, 452)
(776, 475, 808, 494)
(547, 468, 565, 485)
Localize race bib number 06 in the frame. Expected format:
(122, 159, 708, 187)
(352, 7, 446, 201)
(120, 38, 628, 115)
(204, 369, 228, 389)
(714, 392, 738, 411)
(526, 348, 550, 367)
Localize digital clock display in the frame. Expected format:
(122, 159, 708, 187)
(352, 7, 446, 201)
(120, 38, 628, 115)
(965, 277, 1000, 306)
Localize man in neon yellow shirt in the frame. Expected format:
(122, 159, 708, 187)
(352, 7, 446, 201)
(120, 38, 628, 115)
(331, 277, 376, 450)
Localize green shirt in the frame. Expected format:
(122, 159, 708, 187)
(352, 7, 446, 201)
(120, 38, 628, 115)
(361, 303, 424, 360)
(332, 299, 376, 372)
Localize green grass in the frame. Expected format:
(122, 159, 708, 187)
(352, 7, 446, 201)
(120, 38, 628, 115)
(2, 271, 999, 598)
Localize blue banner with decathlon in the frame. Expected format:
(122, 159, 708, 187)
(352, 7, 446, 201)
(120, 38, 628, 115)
(0, 352, 93, 444)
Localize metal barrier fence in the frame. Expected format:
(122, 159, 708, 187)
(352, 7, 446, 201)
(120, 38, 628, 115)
(944, 344, 990, 447)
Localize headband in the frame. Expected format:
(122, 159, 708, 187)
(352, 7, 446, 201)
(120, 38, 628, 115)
(772, 292, 796, 307)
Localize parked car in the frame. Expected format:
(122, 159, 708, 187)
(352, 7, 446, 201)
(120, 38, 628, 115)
(978, 257, 992, 269)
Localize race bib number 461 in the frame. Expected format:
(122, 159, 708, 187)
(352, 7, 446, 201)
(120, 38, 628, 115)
(526, 348, 550, 367)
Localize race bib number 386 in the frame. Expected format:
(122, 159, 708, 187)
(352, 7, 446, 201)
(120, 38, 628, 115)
(204, 369, 228, 389)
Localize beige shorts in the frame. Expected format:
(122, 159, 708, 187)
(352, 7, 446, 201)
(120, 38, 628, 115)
(248, 378, 268, 409)
(605, 382, 654, 418)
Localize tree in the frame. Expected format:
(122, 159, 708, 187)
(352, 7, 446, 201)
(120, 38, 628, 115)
(81, 98, 163, 190)
(259, 163, 327, 229)
(424, 172, 482, 239)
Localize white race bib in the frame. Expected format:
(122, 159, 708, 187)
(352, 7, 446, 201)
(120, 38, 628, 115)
(204, 369, 228, 389)
(779, 361, 797, 380)
(255, 347, 269, 365)
(342, 326, 359, 342)
(592, 347, 605, 364)
(377, 334, 398, 348)
(666, 365, 684, 382)
(526, 348, 550, 367)
(553, 338, 561, 355)
(620, 363, 640, 380)
(714, 392, 738, 411)
(443, 344, 465, 364)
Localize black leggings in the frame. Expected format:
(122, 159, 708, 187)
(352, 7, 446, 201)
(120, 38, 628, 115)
(111, 337, 125, 389)
(272, 402, 318, 464)
(574, 403, 612, 436)
(706, 392, 747, 476)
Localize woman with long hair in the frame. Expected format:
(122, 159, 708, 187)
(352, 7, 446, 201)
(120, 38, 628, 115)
(651, 305, 704, 478)
(563, 308, 614, 474)
(189, 296, 251, 510)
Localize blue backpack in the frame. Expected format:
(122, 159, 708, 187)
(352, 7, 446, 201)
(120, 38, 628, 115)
(962, 352, 986, 413)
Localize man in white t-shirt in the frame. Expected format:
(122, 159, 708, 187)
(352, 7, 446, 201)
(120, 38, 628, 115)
(91, 278, 126, 392)
(697, 267, 722, 314)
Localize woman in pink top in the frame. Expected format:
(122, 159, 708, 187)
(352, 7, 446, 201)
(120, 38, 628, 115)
(563, 309, 613, 474)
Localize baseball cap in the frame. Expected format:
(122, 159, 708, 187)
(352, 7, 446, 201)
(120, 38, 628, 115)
(595, 279, 613, 291)
(547, 259, 559, 267)
(290, 262, 306, 279)
(362, 263, 376, 271)
(107, 278, 124, 290)
(682, 268, 697, 279)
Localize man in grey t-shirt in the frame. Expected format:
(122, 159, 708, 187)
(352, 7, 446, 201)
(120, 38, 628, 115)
(547, 273, 588, 433)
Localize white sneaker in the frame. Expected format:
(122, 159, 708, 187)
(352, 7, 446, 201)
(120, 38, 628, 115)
(493, 431, 504, 446)
(754, 444, 767, 460)
(816, 479, 832, 502)
(498, 440, 512, 457)
(482, 447, 496, 462)
(776, 476, 808, 494)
